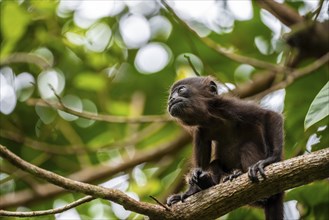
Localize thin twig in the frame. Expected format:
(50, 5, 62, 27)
(160, 0, 285, 71)
(184, 55, 201, 76)
(313, 0, 325, 21)
(0, 196, 95, 217)
(0, 52, 52, 70)
(48, 83, 64, 105)
(249, 52, 329, 100)
(26, 98, 172, 123)
(150, 196, 171, 211)
(1, 122, 167, 155)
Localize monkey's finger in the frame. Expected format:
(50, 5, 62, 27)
(235, 170, 243, 176)
(232, 170, 242, 180)
(248, 166, 259, 182)
(258, 164, 266, 179)
(166, 194, 182, 206)
(222, 176, 229, 182)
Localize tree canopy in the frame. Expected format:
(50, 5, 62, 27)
(0, 0, 328, 219)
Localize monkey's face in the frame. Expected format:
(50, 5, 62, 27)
(168, 77, 218, 125)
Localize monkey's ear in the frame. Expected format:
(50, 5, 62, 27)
(209, 81, 218, 95)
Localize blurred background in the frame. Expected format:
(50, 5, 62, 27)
(0, 0, 328, 219)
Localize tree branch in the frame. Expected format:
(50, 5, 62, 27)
(0, 144, 173, 219)
(0, 196, 94, 217)
(255, 0, 304, 27)
(1, 122, 167, 155)
(167, 148, 329, 220)
(160, 0, 285, 71)
(0, 52, 52, 70)
(249, 52, 329, 99)
(25, 98, 172, 123)
(1, 144, 328, 219)
(0, 133, 191, 209)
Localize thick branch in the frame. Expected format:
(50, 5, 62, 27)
(255, 0, 303, 27)
(1, 145, 328, 219)
(232, 70, 277, 98)
(167, 148, 329, 220)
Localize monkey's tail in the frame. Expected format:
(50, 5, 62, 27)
(265, 192, 284, 220)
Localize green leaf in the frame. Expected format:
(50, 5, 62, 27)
(305, 82, 329, 130)
(73, 72, 107, 92)
(0, 2, 31, 54)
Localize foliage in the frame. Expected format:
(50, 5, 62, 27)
(305, 82, 329, 130)
(0, 0, 328, 219)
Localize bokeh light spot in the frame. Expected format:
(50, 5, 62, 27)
(15, 72, 35, 101)
(0, 68, 16, 115)
(37, 69, 65, 100)
(149, 15, 172, 40)
(119, 14, 151, 49)
(135, 43, 171, 74)
(85, 23, 112, 52)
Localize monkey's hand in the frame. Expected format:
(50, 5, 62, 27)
(190, 168, 216, 190)
(248, 159, 268, 182)
(222, 169, 243, 182)
(166, 168, 216, 206)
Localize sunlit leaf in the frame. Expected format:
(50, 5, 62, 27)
(73, 73, 107, 91)
(0, 2, 30, 54)
(305, 82, 329, 130)
(35, 105, 57, 125)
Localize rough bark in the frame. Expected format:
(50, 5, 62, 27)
(165, 148, 329, 220)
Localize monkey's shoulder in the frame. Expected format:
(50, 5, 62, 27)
(214, 95, 282, 123)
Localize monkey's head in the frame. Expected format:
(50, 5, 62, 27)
(168, 76, 218, 125)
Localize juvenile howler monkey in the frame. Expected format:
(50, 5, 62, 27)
(166, 77, 284, 220)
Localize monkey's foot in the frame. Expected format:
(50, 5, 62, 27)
(248, 160, 267, 182)
(190, 168, 215, 189)
(166, 194, 182, 206)
(222, 170, 243, 182)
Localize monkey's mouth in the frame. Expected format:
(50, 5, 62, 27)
(168, 99, 184, 115)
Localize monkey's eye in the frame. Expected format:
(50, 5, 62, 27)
(209, 83, 217, 95)
(177, 86, 187, 95)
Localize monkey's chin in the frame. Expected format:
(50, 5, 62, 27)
(168, 102, 186, 118)
(169, 107, 184, 118)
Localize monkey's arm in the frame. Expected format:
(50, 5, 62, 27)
(193, 128, 212, 168)
(248, 112, 283, 182)
(167, 129, 214, 206)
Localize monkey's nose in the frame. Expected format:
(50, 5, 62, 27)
(171, 91, 179, 99)
(168, 98, 175, 107)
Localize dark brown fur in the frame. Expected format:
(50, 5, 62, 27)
(167, 77, 284, 220)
